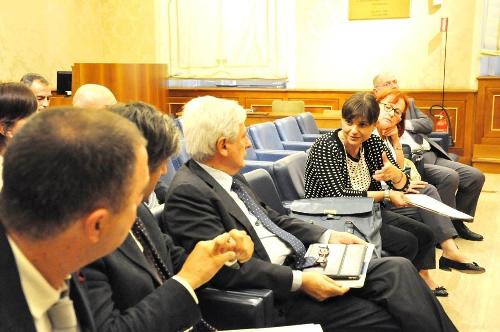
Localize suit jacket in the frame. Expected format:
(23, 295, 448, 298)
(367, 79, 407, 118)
(162, 159, 327, 299)
(81, 203, 201, 332)
(405, 98, 451, 160)
(0, 224, 95, 332)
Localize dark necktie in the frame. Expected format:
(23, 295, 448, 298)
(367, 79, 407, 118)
(231, 179, 315, 269)
(131, 218, 217, 332)
(47, 280, 78, 332)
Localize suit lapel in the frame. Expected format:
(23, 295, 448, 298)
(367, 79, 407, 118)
(0, 225, 37, 332)
(70, 275, 96, 332)
(186, 160, 271, 261)
(117, 235, 163, 285)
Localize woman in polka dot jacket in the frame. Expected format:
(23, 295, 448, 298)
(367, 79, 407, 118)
(304, 92, 438, 293)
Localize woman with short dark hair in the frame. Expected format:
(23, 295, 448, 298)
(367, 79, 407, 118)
(305, 92, 438, 293)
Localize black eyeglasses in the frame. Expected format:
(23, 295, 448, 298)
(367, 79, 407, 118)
(380, 103, 402, 117)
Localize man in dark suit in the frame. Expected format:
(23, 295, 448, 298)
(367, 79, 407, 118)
(373, 72, 485, 241)
(0, 107, 150, 331)
(162, 96, 458, 331)
(82, 102, 253, 332)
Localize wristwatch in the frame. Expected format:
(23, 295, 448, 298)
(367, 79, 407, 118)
(384, 189, 391, 201)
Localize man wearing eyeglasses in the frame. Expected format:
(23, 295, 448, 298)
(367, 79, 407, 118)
(373, 72, 485, 242)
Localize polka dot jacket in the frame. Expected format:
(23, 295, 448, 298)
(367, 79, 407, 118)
(304, 129, 409, 198)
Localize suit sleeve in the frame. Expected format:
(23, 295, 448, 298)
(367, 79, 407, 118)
(162, 181, 295, 298)
(406, 99, 433, 135)
(82, 259, 201, 332)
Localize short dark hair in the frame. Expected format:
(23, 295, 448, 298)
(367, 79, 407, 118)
(0, 83, 37, 149)
(0, 107, 145, 240)
(109, 101, 179, 171)
(342, 92, 380, 125)
(20, 73, 49, 87)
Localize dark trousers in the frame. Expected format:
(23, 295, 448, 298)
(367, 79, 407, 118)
(283, 257, 457, 332)
(380, 209, 436, 270)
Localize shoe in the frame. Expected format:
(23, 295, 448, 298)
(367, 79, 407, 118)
(439, 256, 486, 274)
(453, 221, 484, 241)
(433, 286, 448, 297)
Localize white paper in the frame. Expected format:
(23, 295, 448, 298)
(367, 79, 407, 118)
(405, 194, 473, 220)
(222, 324, 323, 332)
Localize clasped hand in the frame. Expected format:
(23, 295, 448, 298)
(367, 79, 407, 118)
(177, 229, 254, 290)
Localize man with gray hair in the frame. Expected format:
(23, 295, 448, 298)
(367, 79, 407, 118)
(20, 73, 52, 111)
(73, 84, 117, 109)
(162, 96, 457, 331)
(373, 72, 485, 242)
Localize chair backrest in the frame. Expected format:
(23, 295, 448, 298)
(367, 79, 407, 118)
(171, 139, 190, 170)
(248, 123, 285, 150)
(243, 169, 286, 215)
(271, 100, 305, 113)
(274, 116, 304, 142)
(245, 145, 258, 160)
(296, 112, 320, 135)
(272, 151, 307, 201)
(174, 117, 184, 134)
(154, 159, 176, 204)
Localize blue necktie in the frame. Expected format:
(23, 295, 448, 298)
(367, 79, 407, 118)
(232, 179, 315, 269)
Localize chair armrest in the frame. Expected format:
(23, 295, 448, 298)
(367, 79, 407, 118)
(428, 132, 451, 152)
(242, 160, 274, 175)
(254, 149, 298, 161)
(282, 141, 313, 152)
(302, 134, 321, 142)
(198, 287, 276, 329)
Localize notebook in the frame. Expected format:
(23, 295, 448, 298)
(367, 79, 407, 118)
(303, 243, 374, 288)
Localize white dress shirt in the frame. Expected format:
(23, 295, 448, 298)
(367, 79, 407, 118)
(7, 236, 72, 332)
(197, 162, 331, 290)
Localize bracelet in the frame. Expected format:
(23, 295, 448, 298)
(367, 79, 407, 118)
(384, 189, 391, 201)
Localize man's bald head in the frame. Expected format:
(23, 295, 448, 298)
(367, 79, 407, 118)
(73, 84, 117, 109)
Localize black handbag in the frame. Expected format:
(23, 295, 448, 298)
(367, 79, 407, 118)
(288, 197, 382, 258)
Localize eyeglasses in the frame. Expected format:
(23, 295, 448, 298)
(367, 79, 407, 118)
(381, 79, 398, 88)
(315, 245, 329, 268)
(380, 103, 402, 117)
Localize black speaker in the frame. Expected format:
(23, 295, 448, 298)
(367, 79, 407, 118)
(56, 71, 72, 95)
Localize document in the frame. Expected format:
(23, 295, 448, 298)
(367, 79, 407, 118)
(303, 243, 375, 288)
(405, 194, 473, 220)
(222, 323, 323, 331)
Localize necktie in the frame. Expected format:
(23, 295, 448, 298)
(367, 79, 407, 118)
(131, 218, 217, 331)
(231, 179, 315, 269)
(47, 280, 78, 332)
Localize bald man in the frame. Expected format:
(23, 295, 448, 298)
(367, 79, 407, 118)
(73, 84, 117, 108)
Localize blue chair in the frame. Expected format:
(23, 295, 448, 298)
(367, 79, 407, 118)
(174, 117, 184, 134)
(154, 159, 177, 204)
(295, 112, 334, 135)
(274, 116, 320, 143)
(248, 122, 311, 152)
(243, 168, 287, 215)
(171, 139, 190, 170)
(272, 151, 308, 202)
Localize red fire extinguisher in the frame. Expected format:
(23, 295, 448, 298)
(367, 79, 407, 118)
(434, 112, 449, 133)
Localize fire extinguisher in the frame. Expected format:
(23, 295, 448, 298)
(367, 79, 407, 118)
(434, 112, 449, 133)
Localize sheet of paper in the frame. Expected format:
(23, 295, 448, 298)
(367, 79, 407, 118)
(405, 194, 473, 220)
(222, 324, 323, 332)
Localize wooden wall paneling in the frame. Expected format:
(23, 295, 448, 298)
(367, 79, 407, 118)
(72, 63, 168, 113)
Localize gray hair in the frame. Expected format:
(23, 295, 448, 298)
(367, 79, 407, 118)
(20, 73, 49, 87)
(182, 96, 246, 162)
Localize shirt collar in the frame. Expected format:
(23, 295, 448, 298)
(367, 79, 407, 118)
(196, 161, 234, 194)
(7, 236, 65, 320)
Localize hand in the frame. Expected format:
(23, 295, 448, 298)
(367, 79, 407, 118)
(177, 233, 237, 290)
(405, 180, 427, 194)
(228, 229, 254, 263)
(328, 231, 366, 245)
(381, 126, 399, 141)
(300, 271, 349, 301)
(389, 190, 409, 208)
(373, 152, 402, 183)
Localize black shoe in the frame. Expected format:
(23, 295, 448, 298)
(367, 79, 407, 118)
(433, 286, 449, 297)
(439, 256, 486, 274)
(453, 221, 484, 241)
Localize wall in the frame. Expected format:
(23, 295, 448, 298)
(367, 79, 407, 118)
(0, 0, 158, 86)
(293, 0, 482, 89)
